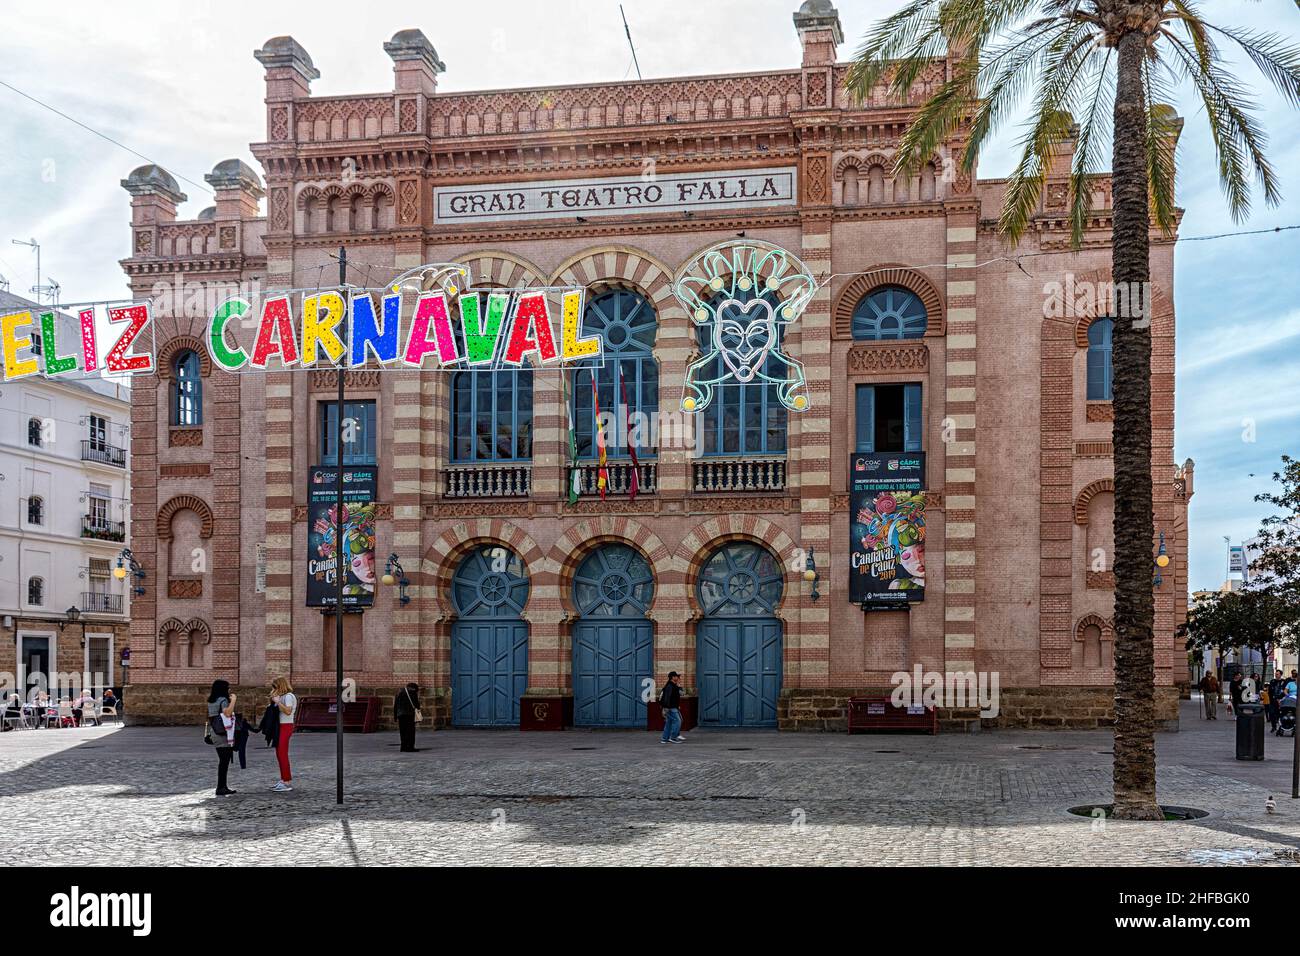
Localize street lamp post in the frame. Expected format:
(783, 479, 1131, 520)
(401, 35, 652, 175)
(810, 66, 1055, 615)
(335, 246, 347, 806)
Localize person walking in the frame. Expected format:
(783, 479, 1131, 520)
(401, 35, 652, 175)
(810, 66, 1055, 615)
(1267, 669, 1285, 732)
(1229, 673, 1244, 714)
(1201, 672, 1220, 720)
(269, 677, 297, 793)
(659, 672, 686, 744)
(207, 680, 238, 796)
(394, 683, 422, 753)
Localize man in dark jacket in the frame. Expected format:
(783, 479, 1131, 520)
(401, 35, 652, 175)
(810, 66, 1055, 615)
(1229, 673, 1245, 712)
(394, 683, 421, 752)
(659, 672, 685, 744)
(1268, 669, 1285, 732)
(1201, 672, 1220, 719)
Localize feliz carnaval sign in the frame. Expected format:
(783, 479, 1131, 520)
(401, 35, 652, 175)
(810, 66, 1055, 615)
(0, 263, 603, 380)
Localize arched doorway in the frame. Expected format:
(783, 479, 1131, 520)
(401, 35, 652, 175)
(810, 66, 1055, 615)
(696, 541, 784, 727)
(450, 545, 530, 726)
(572, 544, 654, 727)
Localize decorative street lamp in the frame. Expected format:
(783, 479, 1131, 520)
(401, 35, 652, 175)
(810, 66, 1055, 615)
(58, 606, 81, 632)
(114, 548, 146, 596)
(381, 553, 410, 605)
(803, 546, 820, 602)
(1153, 532, 1170, 587)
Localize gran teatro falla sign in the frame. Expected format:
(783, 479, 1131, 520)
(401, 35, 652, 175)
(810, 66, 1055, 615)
(435, 166, 797, 224)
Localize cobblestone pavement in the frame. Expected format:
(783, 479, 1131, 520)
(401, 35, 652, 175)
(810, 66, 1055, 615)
(3, 698, 1299, 865)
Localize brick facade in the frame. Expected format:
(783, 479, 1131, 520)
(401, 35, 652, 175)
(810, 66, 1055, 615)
(118, 6, 1191, 731)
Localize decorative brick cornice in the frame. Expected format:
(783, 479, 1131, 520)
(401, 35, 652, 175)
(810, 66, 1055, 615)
(846, 342, 929, 374)
(1074, 479, 1115, 525)
(309, 369, 383, 390)
(832, 266, 944, 338)
(156, 495, 215, 539)
(160, 463, 211, 478)
(156, 336, 213, 378)
(168, 428, 204, 447)
(1085, 570, 1116, 590)
(1074, 613, 1114, 641)
(1086, 402, 1114, 422)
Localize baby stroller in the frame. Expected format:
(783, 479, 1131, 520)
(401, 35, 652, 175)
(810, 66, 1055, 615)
(1278, 692, 1296, 737)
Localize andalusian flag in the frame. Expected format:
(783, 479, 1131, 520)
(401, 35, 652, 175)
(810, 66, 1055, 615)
(592, 373, 609, 500)
(565, 372, 581, 505)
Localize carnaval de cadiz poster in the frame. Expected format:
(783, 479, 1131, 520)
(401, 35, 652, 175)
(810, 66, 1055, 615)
(305, 465, 378, 608)
(849, 452, 926, 606)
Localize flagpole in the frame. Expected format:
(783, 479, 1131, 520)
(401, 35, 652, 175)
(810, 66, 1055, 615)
(335, 245, 346, 806)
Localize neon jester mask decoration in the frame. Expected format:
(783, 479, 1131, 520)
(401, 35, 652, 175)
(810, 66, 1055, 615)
(672, 240, 816, 413)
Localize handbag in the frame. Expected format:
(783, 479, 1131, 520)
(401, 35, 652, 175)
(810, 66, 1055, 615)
(405, 687, 423, 723)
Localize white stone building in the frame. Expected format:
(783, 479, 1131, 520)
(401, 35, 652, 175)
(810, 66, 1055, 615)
(0, 290, 132, 699)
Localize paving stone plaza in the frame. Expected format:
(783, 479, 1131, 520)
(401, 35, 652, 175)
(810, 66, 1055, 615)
(3, 698, 1298, 866)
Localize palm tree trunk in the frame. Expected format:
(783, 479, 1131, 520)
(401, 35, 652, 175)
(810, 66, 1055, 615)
(1109, 26, 1163, 821)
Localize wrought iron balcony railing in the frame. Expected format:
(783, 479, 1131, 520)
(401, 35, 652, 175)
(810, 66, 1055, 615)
(81, 515, 126, 542)
(80, 592, 124, 614)
(81, 441, 126, 468)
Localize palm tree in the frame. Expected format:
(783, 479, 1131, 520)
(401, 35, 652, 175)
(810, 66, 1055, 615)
(847, 1, 1299, 819)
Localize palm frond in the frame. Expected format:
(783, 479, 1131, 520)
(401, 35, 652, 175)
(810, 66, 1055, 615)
(1199, 23, 1300, 108)
(998, 22, 1097, 240)
(1143, 59, 1182, 237)
(965, 19, 1079, 170)
(1068, 52, 1116, 245)
(1161, 27, 1282, 218)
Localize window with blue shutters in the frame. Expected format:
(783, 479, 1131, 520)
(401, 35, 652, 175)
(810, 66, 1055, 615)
(572, 290, 657, 459)
(319, 399, 377, 465)
(451, 370, 533, 462)
(696, 287, 787, 457)
(851, 286, 927, 340)
(854, 383, 922, 452)
(1087, 318, 1113, 400)
(171, 350, 203, 426)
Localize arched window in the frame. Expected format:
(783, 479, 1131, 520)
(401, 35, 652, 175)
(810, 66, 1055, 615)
(572, 290, 658, 459)
(27, 496, 43, 525)
(1087, 318, 1113, 400)
(696, 286, 787, 457)
(27, 577, 44, 606)
(303, 196, 317, 235)
(171, 350, 203, 426)
(27, 417, 42, 447)
(842, 166, 860, 206)
(851, 286, 928, 340)
(349, 195, 361, 232)
(451, 370, 533, 462)
(326, 196, 339, 232)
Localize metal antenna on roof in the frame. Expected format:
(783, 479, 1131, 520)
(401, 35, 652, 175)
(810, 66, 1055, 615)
(620, 5, 642, 80)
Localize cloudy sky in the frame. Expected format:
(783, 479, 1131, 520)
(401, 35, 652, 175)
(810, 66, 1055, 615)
(1, 0, 1297, 592)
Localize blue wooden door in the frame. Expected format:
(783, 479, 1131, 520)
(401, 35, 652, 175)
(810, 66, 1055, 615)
(572, 544, 654, 727)
(450, 546, 529, 726)
(696, 542, 784, 727)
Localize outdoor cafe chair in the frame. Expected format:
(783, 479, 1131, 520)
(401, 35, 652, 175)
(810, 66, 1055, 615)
(78, 701, 99, 726)
(56, 701, 76, 728)
(99, 703, 120, 726)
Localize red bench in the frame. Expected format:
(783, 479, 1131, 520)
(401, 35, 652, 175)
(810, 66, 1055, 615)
(294, 696, 381, 733)
(847, 696, 937, 735)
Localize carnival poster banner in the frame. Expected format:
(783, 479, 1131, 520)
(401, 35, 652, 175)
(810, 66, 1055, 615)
(849, 452, 926, 605)
(306, 465, 378, 608)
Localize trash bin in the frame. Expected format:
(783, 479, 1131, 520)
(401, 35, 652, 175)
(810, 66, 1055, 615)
(1235, 702, 1266, 760)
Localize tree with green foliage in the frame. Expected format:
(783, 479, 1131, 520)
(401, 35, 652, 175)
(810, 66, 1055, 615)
(848, 1, 1300, 818)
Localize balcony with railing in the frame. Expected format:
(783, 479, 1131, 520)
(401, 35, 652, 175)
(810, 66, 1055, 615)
(574, 461, 657, 497)
(692, 456, 787, 493)
(443, 462, 532, 498)
(81, 515, 126, 542)
(80, 592, 124, 614)
(81, 440, 126, 468)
